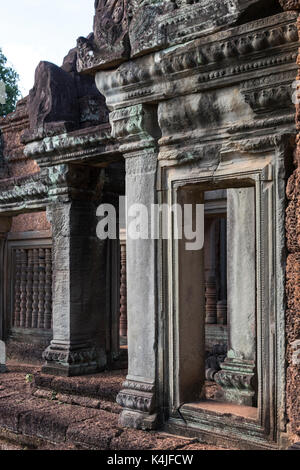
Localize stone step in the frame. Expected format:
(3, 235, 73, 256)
(0, 365, 231, 450)
(32, 388, 121, 414)
(33, 369, 126, 404)
(0, 390, 213, 450)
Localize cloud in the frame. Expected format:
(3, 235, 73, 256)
(0, 0, 95, 95)
(2, 43, 43, 96)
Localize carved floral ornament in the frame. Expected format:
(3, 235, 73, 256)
(0, 174, 48, 206)
(97, 16, 298, 96)
(78, 0, 294, 72)
(94, 0, 129, 47)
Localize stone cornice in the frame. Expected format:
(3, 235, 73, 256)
(77, 0, 273, 72)
(158, 111, 295, 167)
(0, 172, 49, 215)
(24, 124, 121, 168)
(0, 161, 107, 214)
(96, 12, 298, 110)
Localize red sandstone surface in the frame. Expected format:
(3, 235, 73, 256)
(0, 363, 233, 450)
(285, 8, 300, 442)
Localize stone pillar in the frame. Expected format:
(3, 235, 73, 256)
(215, 187, 257, 406)
(110, 104, 160, 430)
(42, 164, 107, 377)
(0, 217, 12, 373)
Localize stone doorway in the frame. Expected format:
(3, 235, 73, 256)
(170, 184, 257, 413)
(161, 159, 286, 446)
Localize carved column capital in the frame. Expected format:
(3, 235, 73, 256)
(47, 163, 102, 202)
(110, 104, 161, 155)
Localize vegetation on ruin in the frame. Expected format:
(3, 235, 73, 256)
(0, 48, 20, 117)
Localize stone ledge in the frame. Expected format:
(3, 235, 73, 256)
(33, 369, 126, 403)
(0, 391, 223, 450)
(0, 365, 231, 450)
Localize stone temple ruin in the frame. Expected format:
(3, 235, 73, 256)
(0, 0, 299, 450)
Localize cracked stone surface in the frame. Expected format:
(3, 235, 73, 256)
(0, 362, 235, 450)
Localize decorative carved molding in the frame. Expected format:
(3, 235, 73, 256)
(0, 172, 49, 214)
(117, 379, 155, 413)
(24, 124, 116, 168)
(110, 104, 160, 154)
(42, 342, 102, 376)
(96, 12, 298, 110)
(43, 344, 98, 365)
(214, 354, 257, 406)
(78, 0, 277, 71)
(241, 70, 296, 113)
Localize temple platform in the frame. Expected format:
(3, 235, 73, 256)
(0, 362, 233, 450)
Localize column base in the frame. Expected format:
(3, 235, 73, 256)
(116, 379, 158, 430)
(214, 357, 256, 407)
(119, 410, 158, 430)
(42, 341, 106, 377)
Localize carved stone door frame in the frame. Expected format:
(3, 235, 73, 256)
(159, 147, 288, 448)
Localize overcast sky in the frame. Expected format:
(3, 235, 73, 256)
(0, 0, 95, 96)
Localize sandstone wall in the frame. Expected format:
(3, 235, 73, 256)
(281, 0, 300, 442)
(0, 97, 50, 233)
